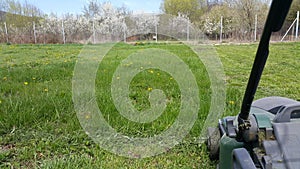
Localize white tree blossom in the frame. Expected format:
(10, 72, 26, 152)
(62, 14, 90, 42)
(128, 13, 159, 38)
(168, 13, 191, 39)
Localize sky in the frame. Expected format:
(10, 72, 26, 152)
(19, 0, 162, 15)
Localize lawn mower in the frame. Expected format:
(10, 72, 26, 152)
(206, 0, 300, 168)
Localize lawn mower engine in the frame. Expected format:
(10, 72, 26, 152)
(206, 0, 300, 168)
(207, 97, 300, 169)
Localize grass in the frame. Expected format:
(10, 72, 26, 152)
(218, 43, 300, 115)
(0, 42, 300, 168)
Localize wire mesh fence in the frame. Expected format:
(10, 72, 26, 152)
(0, 11, 299, 44)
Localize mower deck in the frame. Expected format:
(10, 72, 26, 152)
(267, 122, 300, 168)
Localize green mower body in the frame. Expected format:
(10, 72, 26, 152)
(210, 97, 300, 169)
(206, 0, 300, 168)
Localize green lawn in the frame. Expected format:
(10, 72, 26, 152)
(0, 42, 299, 168)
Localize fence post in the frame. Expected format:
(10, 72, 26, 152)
(281, 18, 297, 41)
(296, 11, 299, 40)
(292, 24, 295, 41)
(4, 22, 9, 43)
(123, 21, 126, 43)
(62, 19, 66, 44)
(43, 21, 46, 44)
(282, 11, 299, 41)
(187, 17, 190, 41)
(33, 21, 37, 44)
(155, 23, 158, 43)
(220, 16, 223, 43)
(93, 18, 96, 44)
(254, 15, 258, 42)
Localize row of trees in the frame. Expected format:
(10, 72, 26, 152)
(0, 0, 299, 44)
(0, 0, 203, 44)
(0, 1, 198, 44)
(162, 0, 300, 41)
(163, 0, 268, 40)
(0, 0, 43, 43)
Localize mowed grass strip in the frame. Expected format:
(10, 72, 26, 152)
(0, 43, 213, 169)
(0, 42, 299, 168)
(217, 42, 300, 116)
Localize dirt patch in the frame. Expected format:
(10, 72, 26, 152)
(0, 144, 15, 152)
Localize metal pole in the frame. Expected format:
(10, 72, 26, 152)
(62, 19, 66, 44)
(296, 11, 299, 40)
(254, 15, 258, 42)
(33, 21, 37, 44)
(4, 22, 8, 43)
(187, 17, 190, 41)
(43, 21, 46, 44)
(155, 23, 158, 43)
(292, 24, 295, 41)
(123, 21, 126, 43)
(93, 18, 96, 44)
(220, 16, 223, 43)
(281, 18, 297, 41)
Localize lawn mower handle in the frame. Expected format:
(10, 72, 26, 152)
(238, 0, 293, 132)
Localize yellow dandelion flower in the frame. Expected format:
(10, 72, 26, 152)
(157, 73, 160, 76)
(0, 100, 2, 104)
(24, 82, 29, 85)
(149, 70, 154, 74)
(170, 77, 173, 80)
(148, 87, 153, 91)
(229, 101, 235, 105)
(3, 77, 7, 81)
(44, 88, 49, 92)
(32, 77, 36, 80)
